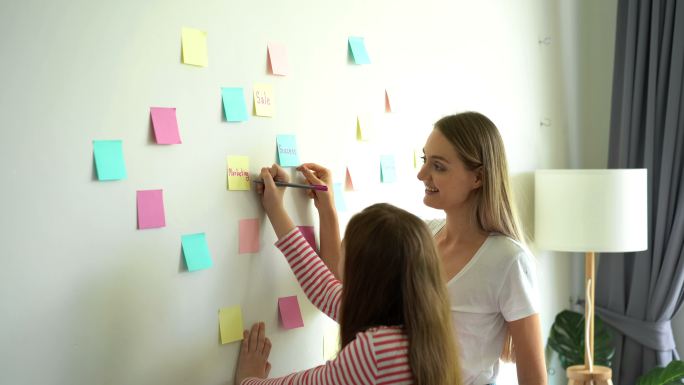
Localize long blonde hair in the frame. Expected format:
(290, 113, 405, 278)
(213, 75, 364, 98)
(339, 203, 462, 385)
(434, 111, 524, 362)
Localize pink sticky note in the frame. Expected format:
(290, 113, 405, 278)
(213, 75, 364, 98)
(298, 226, 316, 251)
(385, 89, 392, 112)
(267, 42, 289, 76)
(239, 218, 259, 253)
(137, 189, 166, 229)
(278, 296, 304, 329)
(150, 107, 182, 144)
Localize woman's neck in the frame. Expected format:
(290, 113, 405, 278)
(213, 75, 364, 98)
(441, 207, 487, 246)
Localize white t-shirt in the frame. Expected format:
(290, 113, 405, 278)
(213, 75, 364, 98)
(427, 219, 538, 385)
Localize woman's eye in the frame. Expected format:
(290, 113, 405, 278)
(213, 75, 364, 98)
(420, 156, 427, 163)
(433, 163, 445, 171)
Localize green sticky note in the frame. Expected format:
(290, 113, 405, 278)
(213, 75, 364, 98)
(93, 140, 127, 181)
(181, 233, 213, 272)
(333, 183, 347, 212)
(348, 37, 370, 64)
(219, 306, 244, 344)
(221, 87, 248, 122)
(380, 155, 396, 183)
(276, 135, 300, 167)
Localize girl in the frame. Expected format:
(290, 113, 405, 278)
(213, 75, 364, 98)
(298, 112, 546, 385)
(234, 164, 461, 385)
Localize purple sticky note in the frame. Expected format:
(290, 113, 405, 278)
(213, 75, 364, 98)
(278, 296, 304, 329)
(239, 218, 259, 253)
(137, 189, 166, 229)
(150, 107, 182, 144)
(298, 226, 317, 251)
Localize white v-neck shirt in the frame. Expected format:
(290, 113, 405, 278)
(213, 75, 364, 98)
(427, 219, 538, 385)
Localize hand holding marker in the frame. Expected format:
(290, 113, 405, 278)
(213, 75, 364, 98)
(253, 179, 328, 191)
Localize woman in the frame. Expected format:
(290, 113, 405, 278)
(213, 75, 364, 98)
(234, 164, 461, 385)
(298, 112, 546, 385)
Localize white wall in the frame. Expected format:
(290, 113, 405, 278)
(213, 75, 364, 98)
(0, 0, 617, 384)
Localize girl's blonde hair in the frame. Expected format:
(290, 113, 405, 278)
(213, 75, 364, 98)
(339, 203, 462, 385)
(434, 111, 523, 362)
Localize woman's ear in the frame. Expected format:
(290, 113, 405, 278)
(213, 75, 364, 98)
(473, 166, 484, 188)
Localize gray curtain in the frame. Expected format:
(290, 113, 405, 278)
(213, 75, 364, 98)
(595, 0, 684, 384)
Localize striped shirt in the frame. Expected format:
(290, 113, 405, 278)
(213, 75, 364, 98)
(242, 227, 413, 385)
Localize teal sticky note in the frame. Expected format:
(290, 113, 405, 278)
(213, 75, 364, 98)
(181, 233, 213, 272)
(221, 87, 248, 122)
(276, 134, 300, 167)
(93, 140, 127, 181)
(333, 183, 347, 212)
(380, 155, 396, 183)
(348, 37, 370, 64)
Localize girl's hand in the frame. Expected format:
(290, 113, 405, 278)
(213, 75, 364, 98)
(256, 164, 289, 215)
(235, 322, 272, 385)
(297, 163, 334, 211)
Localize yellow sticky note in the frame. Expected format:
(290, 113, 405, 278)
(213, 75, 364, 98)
(227, 155, 250, 190)
(323, 323, 340, 360)
(356, 114, 375, 141)
(253, 83, 274, 117)
(181, 27, 208, 67)
(219, 306, 244, 344)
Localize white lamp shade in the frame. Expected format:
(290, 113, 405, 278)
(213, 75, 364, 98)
(534, 169, 648, 252)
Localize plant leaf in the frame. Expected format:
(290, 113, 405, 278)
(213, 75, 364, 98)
(637, 360, 684, 385)
(546, 310, 615, 369)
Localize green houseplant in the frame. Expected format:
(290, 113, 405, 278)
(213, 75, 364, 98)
(547, 309, 615, 369)
(636, 360, 684, 385)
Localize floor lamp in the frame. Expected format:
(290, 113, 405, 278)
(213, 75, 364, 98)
(535, 169, 647, 385)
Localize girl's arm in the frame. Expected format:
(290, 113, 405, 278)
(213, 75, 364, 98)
(509, 314, 547, 385)
(240, 325, 379, 385)
(257, 164, 342, 321)
(298, 163, 342, 279)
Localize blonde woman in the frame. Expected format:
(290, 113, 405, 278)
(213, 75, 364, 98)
(299, 112, 546, 385)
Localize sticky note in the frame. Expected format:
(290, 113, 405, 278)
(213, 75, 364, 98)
(150, 107, 182, 144)
(298, 226, 316, 250)
(181, 27, 208, 67)
(380, 155, 396, 183)
(219, 306, 244, 344)
(323, 323, 340, 360)
(276, 134, 300, 167)
(93, 140, 127, 181)
(333, 183, 347, 212)
(136, 189, 166, 229)
(267, 42, 289, 76)
(227, 155, 250, 190)
(239, 218, 259, 254)
(221, 87, 249, 122)
(253, 83, 274, 117)
(181, 233, 213, 272)
(345, 167, 355, 190)
(356, 114, 375, 141)
(385, 89, 392, 112)
(278, 296, 304, 329)
(348, 36, 370, 64)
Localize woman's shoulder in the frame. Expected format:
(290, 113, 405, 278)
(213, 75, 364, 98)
(482, 234, 535, 266)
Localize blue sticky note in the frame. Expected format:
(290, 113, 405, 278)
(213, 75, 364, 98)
(380, 155, 396, 183)
(333, 183, 347, 212)
(276, 135, 300, 167)
(93, 140, 127, 181)
(348, 37, 370, 64)
(221, 87, 248, 122)
(181, 233, 213, 272)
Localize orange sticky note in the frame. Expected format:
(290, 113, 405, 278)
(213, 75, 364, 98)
(239, 218, 259, 253)
(267, 42, 289, 76)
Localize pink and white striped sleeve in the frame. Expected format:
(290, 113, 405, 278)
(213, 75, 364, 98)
(241, 331, 379, 385)
(274, 227, 342, 322)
